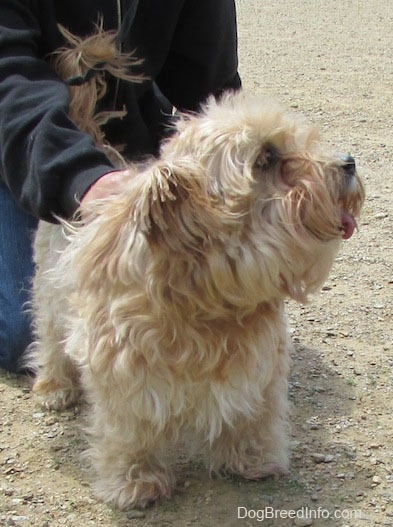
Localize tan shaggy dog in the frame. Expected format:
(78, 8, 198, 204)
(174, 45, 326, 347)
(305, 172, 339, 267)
(29, 29, 365, 510)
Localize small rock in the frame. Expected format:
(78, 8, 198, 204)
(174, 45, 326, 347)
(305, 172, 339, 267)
(372, 475, 382, 485)
(9, 517, 29, 525)
(32, 412, 45, 419)
(44, 416, 58, 426)
(294, 517, 314, 526)
(21, 493, 34, 501)
(126, 510, 146, 520)
(1, 486, 14, 497)
(311, 453, 326, 464)
(374, 212, 388, 219)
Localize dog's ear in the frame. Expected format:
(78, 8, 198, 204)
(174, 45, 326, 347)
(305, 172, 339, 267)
(135, 159, 228, 251)
(136, 160, 200, 232)
(71, 158, 233, 292)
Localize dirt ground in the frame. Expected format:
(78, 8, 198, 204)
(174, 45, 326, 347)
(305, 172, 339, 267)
(1, 1, 392, 526)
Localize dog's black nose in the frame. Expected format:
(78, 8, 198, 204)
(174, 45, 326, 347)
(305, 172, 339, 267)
(341, 155, 356, 176)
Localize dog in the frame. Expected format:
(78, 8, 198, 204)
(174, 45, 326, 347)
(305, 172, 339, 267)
(28, 29, 364, 511)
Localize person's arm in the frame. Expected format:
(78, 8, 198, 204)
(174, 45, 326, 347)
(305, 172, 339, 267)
(155, 0, 241, 111)
(82, 0, 242, 206)
(0, 0, 115, 221)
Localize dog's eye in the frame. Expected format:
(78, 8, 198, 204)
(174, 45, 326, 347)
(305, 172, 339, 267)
(255, 145, 278, 171)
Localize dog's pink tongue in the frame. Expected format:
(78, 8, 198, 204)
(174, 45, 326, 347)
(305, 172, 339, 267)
(341, 212, 356, 239)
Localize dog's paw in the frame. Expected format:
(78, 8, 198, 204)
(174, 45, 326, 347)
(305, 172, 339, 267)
(239, 461, 290, 480)
(40, 388, 80, 411)
(223, 459, 289, 481)
(33, 378, 80, 411)
(94, 476, 174, 510)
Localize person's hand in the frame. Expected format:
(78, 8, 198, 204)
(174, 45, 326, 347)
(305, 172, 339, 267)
(81, 170, 132, 205)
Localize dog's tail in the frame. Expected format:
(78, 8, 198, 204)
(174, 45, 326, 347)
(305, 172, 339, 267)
(52, 20, 147, 161)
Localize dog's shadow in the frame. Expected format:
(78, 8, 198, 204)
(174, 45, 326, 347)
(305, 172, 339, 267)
(288, 341, 357, 466)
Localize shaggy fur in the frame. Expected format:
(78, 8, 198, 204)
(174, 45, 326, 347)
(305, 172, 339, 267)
(28, 28, 364, 511)
(53, 20, 145, 163)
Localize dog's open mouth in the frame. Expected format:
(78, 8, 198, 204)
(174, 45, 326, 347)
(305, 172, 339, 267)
(341, 211, 357, 239)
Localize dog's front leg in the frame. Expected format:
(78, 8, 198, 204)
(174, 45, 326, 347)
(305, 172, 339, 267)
(83, 370, 176, 510)
(90, 439, 176, 510)
(209, 337, 292, 480)
(209, 382, 291, 480)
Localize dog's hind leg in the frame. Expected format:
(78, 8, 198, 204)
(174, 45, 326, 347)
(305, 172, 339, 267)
(29, 306, 81, 410)
(32, 346, 80, 411)
(29, 222, 81, 410)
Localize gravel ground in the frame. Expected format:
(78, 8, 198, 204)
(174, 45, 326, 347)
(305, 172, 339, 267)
(1, 1, 392, 526)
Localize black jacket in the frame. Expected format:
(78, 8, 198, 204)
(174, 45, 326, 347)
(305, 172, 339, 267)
(0, 0, 240, 221)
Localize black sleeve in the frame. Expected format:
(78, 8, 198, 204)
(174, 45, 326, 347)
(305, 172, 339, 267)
(156, 0, 241, 111)
(0, 0, 115, 221)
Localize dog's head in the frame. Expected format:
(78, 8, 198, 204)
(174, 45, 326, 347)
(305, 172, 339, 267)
(132, 93, 364, 304)
(77, 92, 364, 312)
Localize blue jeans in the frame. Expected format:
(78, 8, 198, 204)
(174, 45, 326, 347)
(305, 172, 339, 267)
(0, 181, 38, 372)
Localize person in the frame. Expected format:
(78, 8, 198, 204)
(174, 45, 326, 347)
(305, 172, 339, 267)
(0, 0, 241, 373)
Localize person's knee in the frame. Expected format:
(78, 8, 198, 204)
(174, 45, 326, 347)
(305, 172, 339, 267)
(0, 181, 37, 373)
